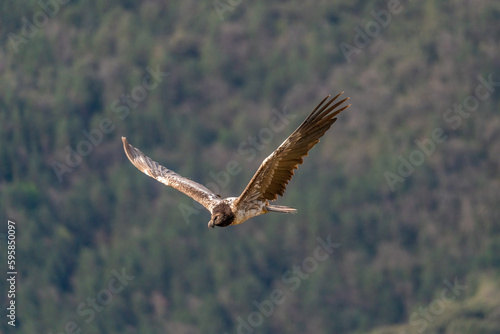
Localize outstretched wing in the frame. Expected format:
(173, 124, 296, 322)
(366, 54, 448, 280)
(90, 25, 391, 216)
(234, 92, 350, 209)
(122, 137, 221, 212)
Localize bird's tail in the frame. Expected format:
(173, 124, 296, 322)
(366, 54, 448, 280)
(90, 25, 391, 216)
(266, 205, 297, 214)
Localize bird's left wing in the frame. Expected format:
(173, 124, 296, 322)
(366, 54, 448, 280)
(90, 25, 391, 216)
(233, 93, 350, 210)
(122, 137, 221, 212)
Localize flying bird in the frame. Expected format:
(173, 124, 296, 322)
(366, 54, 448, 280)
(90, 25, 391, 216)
(122, 92, 350, 228)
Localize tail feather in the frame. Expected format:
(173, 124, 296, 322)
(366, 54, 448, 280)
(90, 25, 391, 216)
(266, 205, 297, 214)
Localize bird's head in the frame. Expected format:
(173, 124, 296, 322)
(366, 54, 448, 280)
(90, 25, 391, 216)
(208, 203, 235, 228)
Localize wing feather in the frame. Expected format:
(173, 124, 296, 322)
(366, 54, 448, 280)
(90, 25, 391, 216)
(122, 137, 220, 212)
(234, 93, 350, 208)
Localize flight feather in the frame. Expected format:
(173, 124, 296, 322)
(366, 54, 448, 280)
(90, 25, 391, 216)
(122, 137, 221, 211)
(234, 92, 350, 210)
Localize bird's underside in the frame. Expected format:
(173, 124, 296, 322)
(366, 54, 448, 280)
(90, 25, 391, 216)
(122, 92, 350, 228)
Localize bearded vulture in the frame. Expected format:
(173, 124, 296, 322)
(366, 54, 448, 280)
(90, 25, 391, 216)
(122, 92, 350, 228)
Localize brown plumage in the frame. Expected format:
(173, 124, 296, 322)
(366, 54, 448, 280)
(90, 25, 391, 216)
(122, 92, 350, 228)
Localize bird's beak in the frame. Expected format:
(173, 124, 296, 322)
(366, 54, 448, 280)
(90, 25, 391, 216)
(208, 219, 215, 229)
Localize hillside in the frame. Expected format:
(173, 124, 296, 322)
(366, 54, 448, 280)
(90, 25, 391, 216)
(1, 0, 499, 333)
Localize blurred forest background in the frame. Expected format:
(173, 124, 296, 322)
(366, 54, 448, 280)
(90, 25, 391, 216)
(1, 0, 500, 333)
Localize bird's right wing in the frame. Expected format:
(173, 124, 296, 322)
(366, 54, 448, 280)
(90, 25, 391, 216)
(233, 93, 350, 209)
(122, 137, 221, 212)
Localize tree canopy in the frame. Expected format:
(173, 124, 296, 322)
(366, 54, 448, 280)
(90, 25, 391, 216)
(1, 0, 499, 333)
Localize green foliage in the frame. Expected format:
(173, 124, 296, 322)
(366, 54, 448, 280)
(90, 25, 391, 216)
(1, 0, 499, 333)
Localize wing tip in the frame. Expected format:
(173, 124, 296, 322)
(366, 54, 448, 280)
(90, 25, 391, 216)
(122, 136, 129, 148)
(122, 136, 136, 163)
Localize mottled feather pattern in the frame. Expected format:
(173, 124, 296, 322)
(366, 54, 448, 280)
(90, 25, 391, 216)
(234, 92, 350, 210)
(122, 137, 221, 211)
(122, 93, 349, 227)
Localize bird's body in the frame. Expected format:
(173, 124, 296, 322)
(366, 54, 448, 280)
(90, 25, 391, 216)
(226, 197, 263, 226)
(122, 93, 350, 228)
